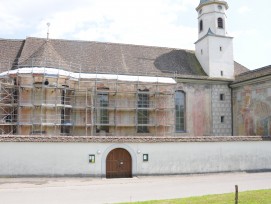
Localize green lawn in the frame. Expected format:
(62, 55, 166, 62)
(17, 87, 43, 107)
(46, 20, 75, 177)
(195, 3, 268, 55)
(119, 189, 271, 204)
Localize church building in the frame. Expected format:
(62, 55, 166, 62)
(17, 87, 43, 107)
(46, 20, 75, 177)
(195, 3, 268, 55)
(0, 0, 270, 178)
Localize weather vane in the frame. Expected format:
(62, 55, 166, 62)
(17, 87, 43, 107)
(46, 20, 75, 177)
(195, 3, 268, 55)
(46, 22, 51, 41)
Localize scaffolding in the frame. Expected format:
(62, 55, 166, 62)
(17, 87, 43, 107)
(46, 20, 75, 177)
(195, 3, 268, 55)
(0, 60, 177, 136)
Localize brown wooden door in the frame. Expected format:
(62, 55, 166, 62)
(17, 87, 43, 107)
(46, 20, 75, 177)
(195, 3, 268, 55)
(106, 148, 132, 178)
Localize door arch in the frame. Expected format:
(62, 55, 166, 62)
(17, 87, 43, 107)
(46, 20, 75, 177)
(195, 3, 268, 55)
(106, 148, 132, 178)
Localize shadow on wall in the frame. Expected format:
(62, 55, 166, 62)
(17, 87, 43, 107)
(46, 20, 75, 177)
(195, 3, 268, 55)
(153, 50, 207, 76)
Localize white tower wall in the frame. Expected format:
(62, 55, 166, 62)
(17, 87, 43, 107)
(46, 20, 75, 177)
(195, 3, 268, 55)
(198, 4, 228, 39)
(196, 35, 234, 79)
(195, 0, 234, 79)
(195, 38, 210, 74)
(208, 36, 234, 78)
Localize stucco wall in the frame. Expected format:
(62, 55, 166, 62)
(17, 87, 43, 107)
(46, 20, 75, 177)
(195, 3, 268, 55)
(177, 82, 233, 136)
(211, 84, 232, 135)
(0, 141, 270, 177)
(177, 82, 212, 136)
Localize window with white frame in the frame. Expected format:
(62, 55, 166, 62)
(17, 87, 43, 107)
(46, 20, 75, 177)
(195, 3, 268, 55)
(137, 90, 149, 133)
(96, 92, 109, 133)
(175, 91, 185, 132)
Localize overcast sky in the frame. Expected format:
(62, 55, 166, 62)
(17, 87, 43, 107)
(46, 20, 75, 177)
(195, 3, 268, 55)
(0, 0, 270, 70)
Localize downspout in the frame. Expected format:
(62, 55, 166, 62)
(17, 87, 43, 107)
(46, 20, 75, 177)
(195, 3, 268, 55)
(229, 83, 234, 136)
(211, 84, 214, 136)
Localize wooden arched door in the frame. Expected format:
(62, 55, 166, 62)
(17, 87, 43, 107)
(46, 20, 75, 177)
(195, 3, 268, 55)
(106, 148, 132, 178)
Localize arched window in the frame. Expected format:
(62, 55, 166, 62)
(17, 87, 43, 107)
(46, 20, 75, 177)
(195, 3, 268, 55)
(199, 20, 203, 32)
(96, 91, 109, 133)
(218, 18, 224, 29)
(175, 91, 185, 132)
(137, 89, 149, 133)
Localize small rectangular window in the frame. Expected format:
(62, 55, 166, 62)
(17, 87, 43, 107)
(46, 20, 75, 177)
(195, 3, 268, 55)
(89, 155, 95, 163)
(221, 116, 225, 123)
(220, 46, 222, 52)
(143, 154, 149, 162)
(220, 94, 225, 101)
(221, 71, 224, 76)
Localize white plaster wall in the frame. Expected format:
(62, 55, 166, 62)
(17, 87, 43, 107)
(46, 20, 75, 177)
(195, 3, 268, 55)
(0, 141, 271, 177)
(137, 142, 271, 175)
(195, 38, 210, 75)
(208, 36, 234, 79)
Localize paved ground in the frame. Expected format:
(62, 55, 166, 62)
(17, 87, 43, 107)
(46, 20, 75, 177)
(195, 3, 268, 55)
(0, 172, 271, 204)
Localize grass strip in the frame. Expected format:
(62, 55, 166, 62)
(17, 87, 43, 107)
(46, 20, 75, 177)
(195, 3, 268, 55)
(119, 189, 271, 204)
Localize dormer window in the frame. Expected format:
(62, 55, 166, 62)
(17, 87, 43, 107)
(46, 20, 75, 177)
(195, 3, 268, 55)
(218, 18, 224, 29)
(199, 20, 203, 32)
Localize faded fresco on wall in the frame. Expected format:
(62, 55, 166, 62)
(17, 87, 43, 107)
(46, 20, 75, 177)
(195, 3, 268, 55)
(233, 82, 271, 136)
(178, 83, 212, 136)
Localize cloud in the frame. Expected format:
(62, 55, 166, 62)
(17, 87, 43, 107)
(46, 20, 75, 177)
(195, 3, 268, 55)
(232, 29, 259, 40)
(0, 3, 25, 35)
(238, 6, 251, 14)
(0, 0, 197, 50)
(28, 0, 198, 49)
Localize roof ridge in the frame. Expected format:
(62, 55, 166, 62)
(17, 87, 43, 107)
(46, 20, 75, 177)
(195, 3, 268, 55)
(0, 38, 25, 42)
(25, 36, 195, 53)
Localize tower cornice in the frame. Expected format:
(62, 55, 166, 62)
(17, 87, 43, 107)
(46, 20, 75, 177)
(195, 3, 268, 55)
(196, 0, 229, 11)
(194, 29, 233, 44)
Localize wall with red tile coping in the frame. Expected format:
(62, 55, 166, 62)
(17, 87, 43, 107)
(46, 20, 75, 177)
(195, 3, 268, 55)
(0, 135, 270, 143)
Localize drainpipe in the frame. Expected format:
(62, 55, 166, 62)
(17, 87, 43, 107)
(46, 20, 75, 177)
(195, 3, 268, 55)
(229, 83, 234, 136)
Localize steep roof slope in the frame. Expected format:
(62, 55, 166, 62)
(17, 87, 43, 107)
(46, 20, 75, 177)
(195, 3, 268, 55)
(19, 40, 70, 69)
(18, 37, 207, 76)
(0, 39, 24, 71)
(0, 37, 248, 79)
(234, 61, 250, 76)
(233, 65, 271, 84)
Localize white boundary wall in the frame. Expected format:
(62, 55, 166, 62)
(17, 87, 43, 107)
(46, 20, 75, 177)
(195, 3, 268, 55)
(0, 141, 271, 177)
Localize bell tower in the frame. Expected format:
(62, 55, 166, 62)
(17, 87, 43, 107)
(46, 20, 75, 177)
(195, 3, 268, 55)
(195, 0, 234, 79)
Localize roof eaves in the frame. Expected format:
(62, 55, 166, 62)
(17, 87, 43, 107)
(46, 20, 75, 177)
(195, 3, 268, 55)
(176, 74, 234, 82)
